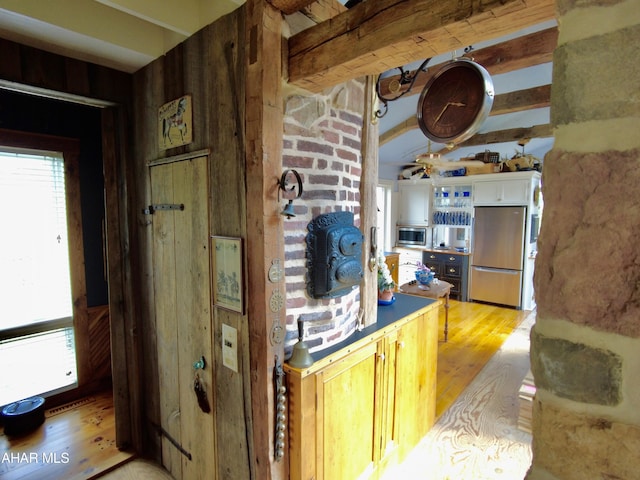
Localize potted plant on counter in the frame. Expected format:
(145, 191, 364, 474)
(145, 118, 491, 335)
(377, 255, 396, 305)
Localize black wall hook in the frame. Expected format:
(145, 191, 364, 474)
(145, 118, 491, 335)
(277, 169, 303, 201)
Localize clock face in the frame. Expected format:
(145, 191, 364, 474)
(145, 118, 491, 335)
(417, 59, 494, 145)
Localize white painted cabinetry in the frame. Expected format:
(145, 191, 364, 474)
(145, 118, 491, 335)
(393, 172, 541, 310)
(398, 181, 432, 225)
(394, 248, 424, 286)
(473, 178, 530, 205)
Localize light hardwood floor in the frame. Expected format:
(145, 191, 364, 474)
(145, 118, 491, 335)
(0, 392, 133, 480)
(0, 300, 528, 479)
(434, 300, 529, 419)
(382, 307, 535, 479)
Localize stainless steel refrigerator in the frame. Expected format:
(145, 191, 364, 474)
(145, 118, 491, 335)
(470, 206, 526, 308)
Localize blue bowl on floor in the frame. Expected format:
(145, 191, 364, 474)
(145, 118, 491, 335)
(415, 271, 434, 286)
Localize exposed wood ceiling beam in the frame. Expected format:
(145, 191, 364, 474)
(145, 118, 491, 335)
(380, 117, 419, 147)
(269, 0, 318, 15)
(395, 124, 553, 162)
(380, 84, 552, 146)
(442, 123, 553, 154)
(297, 0, 347, 23)
(377, 27, 557, 99)
(284, 0, 347, 36)
(492, 84, 551, 115)
(395, 123, 553, 164)
(288, 0, 556, 92)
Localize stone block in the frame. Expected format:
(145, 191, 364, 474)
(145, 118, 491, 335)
(531, 328, 622, 406)
(552, 25, 640, 126)
(556, 0, 626, 16)
(535, 149, 640, 338)
(531, 400, 640, 479)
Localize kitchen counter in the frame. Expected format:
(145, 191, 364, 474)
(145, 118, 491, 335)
(395, 245, 472, 256)
(423, 247, 472, 256)
(285, 294, 439, 480)
(308, 293, 437, 364)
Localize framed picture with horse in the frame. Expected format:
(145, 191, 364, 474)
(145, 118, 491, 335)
(158, 94, 193, 150)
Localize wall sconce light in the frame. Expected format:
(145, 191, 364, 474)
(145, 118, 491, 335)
(277, 169, 303, 219)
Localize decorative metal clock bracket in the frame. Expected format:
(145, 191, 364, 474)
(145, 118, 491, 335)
(374, 57, 432, 119)
(373, 46, 476, 120)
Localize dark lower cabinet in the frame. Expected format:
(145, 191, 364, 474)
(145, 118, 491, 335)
(422, 251, 469, 301)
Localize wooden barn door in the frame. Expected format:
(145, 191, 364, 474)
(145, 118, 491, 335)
(150, 156, 216, 479)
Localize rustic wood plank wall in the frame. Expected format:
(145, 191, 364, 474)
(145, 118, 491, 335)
(0, 38, 131, 105)
(87, 306, 112, 381)
(131, 8, 251, 478)
(0, 37, 140, 450)
(101, 104, 142, 451)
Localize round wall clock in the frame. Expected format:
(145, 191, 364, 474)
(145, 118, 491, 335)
(416, 58, 494, 145)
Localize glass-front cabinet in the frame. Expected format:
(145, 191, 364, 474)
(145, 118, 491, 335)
(431, 180, 473, 251)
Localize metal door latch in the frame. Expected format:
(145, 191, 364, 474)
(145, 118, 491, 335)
(142, 203, 185, 215)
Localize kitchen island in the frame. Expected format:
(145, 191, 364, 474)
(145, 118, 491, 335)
(285, 294, 439, 480)
(396, 247, 470, 301)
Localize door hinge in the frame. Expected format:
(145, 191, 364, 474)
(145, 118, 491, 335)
(143, 203, 185, 215)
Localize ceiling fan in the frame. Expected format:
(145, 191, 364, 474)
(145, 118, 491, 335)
(395, 141, 449, 179)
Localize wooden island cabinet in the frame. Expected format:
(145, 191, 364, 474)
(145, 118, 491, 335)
(285, 295, 439, 480)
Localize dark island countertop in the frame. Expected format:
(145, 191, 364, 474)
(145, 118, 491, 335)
(393, 245, 472, 256)
(308, 293, 437, 363)
(423, 247, 471, 256)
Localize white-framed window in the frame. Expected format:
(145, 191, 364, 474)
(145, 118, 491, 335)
(0, 147, 78, 406)
(377, 179, 395, 253)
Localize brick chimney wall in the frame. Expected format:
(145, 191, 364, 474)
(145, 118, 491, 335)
(527, 1, 640, 478)
(281, 79, 366, 354)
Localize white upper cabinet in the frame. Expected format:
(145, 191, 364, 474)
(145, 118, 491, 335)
(473, 178, 530, 205)
(398, 181, 432, 225)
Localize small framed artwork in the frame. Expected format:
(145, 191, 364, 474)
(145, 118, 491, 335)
(211, 236, 244, 313)
(158, 94, 193, 150)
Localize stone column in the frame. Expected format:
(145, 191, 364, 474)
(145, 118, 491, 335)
(528, 1, 640, 479)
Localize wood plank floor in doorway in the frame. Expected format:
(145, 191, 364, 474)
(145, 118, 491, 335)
(0, 391, 133, 480)
(435, 300, 529, 419)
(382, 306, 535, 480)
(0, 301, 528, 479)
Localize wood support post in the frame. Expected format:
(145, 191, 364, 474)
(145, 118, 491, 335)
(360, 76, 379, 328)
(244, 1, 287, 479)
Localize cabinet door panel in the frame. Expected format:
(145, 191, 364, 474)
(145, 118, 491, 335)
(394, 311, 438, 459)
(398, 183, 431, 225)
(317, 343, 378, 480)
(473, 181, 501, 204)
(474, 179, 529, 205)
(501, 179, 529, 204)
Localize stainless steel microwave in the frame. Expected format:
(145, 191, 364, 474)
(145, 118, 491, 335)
(397, 226, 428, 247)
